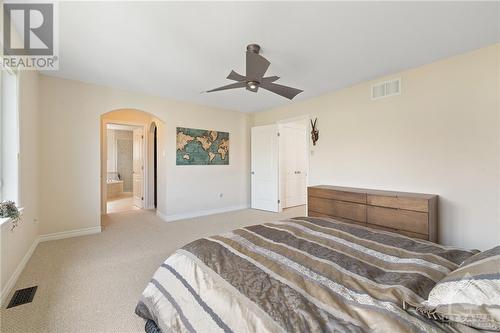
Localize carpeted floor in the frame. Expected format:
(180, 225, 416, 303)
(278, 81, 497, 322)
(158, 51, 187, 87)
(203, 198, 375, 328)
(0, 206, 306, 333)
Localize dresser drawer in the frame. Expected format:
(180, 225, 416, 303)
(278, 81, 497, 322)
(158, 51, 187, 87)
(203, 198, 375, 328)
(308, 210, 367, 226)
(367, 206, 428, 235)
(309, 197, 366, 222)
(367, 195, 429, 212)
(366, 224, 428, 240)
(308, 187, 366, 204)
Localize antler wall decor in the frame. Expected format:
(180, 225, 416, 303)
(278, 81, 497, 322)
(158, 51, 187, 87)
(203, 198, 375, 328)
(310, 118, 319, 146)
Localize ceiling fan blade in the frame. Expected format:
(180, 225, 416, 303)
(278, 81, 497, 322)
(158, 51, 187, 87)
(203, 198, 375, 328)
(260, 82, 303, 100)
(261, 76, 280, 83)
(226, 70, 247, 82)
(246, 51, 270, 81)
(206, 81, 246, 93)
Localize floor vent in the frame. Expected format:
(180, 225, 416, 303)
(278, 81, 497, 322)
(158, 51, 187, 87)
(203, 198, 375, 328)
(7, 286, 37, 308)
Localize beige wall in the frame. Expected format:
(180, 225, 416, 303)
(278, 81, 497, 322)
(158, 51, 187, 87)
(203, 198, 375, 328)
(106, 129, 117, 173)
(39, 76, 250, 235)
(252, 44, 500, 250)
(1, 70, 40, 299)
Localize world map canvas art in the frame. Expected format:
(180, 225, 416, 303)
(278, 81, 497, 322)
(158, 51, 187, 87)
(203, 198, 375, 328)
(176, 127, 229, 165)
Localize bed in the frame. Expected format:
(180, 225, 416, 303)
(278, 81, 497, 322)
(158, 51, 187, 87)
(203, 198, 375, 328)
(136, 186, 485, 333)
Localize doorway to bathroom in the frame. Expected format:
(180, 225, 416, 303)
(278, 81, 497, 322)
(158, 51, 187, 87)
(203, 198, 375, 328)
(105, 123, 143, 213)
(100, 109, 164, 217)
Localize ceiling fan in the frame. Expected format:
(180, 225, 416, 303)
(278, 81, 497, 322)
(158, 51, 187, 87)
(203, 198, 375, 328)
(206, 44, 303, 100)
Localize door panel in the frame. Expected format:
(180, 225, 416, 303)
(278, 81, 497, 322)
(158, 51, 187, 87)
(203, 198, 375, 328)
(133, 128, 144, 208)
(282, 125, 307, 208)
(251, 125, 279, 212)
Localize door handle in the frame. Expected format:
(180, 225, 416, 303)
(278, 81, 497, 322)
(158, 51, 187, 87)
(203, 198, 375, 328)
(251, 171, 255, 175)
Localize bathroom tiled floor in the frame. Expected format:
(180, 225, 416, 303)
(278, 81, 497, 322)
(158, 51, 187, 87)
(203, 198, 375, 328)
(107, 193, 139, 213)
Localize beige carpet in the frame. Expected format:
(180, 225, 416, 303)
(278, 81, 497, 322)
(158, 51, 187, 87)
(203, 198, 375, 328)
(1, 206, 306, 333)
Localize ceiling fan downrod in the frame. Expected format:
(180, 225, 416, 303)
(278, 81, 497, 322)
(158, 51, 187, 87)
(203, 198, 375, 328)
(246, 44, 261, 54)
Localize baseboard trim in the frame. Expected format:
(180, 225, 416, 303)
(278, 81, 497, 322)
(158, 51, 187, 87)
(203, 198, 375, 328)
(0, 237, 39, 305)
(39, 226, 102, 242)
(157, 204, 250, 222)
(155, 210, 169, 221)
(1, 225, 102, 305)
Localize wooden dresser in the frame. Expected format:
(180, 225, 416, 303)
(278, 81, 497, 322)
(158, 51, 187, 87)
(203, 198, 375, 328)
(308, 185, 438, 242)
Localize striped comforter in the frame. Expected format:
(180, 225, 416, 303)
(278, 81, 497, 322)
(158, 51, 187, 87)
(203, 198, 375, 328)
(136, 217, 481, 333)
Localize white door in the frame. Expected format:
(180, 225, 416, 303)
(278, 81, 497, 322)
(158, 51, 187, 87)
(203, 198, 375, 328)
(281, 124, 307, 208)
(132, 128, 144, 208)
(251, 125, 280, 212)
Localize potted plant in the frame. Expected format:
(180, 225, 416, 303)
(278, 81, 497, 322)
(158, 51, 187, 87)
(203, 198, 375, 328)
(0, 201, 21, 230)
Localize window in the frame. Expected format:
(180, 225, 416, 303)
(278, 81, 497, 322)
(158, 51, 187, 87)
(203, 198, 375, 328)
(1, 67, 19, 204)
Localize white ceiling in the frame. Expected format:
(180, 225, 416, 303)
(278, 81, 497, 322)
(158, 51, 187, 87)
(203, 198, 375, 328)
(43, 1, 499, 113)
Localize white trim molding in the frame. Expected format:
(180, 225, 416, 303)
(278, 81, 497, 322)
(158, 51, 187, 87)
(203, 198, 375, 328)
(39, 226, 102, 242)
(0, 237, 39, 305)
(157, 204, 250, 222)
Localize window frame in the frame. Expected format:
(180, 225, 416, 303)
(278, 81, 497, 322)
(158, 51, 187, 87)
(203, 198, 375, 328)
(1, 65, 21, 206)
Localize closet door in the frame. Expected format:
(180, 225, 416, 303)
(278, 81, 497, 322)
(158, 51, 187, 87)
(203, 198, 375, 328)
(251, 125, 280, 212)
(281, 124, 307, 208)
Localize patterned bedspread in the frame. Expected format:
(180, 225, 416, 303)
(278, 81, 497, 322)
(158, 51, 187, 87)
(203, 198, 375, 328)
(136, 217, 481, 333)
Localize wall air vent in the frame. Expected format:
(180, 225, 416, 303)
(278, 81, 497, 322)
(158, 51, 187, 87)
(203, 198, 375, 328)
(371, 78, 401, 100)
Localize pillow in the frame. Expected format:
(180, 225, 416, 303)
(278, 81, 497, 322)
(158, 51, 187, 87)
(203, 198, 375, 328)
(416, 245, 500, 331)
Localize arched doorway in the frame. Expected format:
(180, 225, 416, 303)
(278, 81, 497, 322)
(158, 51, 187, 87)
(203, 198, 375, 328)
(100, 109, 164, 216)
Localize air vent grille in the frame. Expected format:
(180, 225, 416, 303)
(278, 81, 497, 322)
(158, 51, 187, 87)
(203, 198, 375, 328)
(371, 78, 401, 100)
(7, 286, 37, 308)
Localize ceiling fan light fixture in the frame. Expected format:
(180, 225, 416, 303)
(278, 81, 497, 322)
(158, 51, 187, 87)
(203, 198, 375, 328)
(206, 44, 303, 100)
(247, 81, 258, 90)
